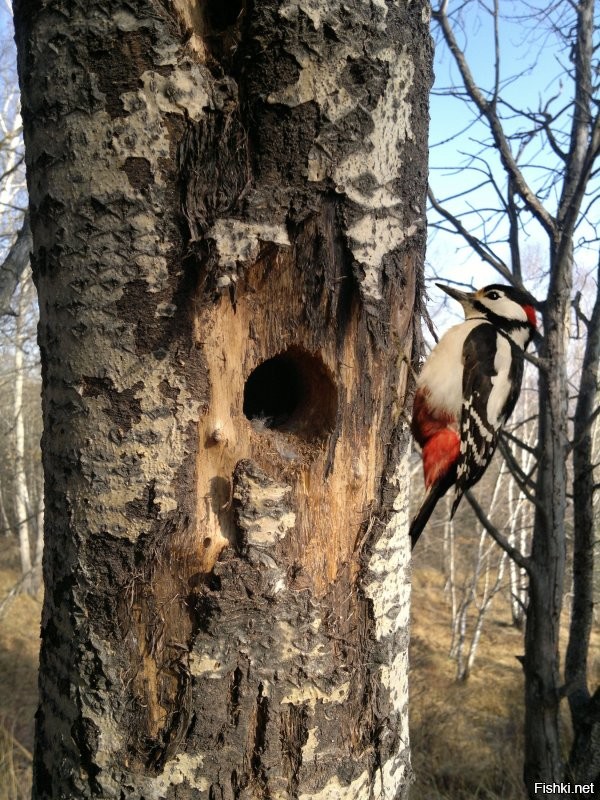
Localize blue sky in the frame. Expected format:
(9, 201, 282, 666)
(426, 0, 598, 310)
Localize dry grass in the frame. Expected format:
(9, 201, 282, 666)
(0, 544, 40, 799)
(0, 718, 32, 800)
(409, 562, 528, 799)
(409, 547, 600, 800)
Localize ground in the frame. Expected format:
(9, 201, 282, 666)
(0, 542, 39, 800)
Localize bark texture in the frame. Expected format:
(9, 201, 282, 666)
(14, 0, 432, 797)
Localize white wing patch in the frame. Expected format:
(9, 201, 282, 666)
(487, 334, 513, 427)
(456, 393, 497, 486)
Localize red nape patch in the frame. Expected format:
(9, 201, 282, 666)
(523, 304, 537, 328)
(422, 429, 460, 488)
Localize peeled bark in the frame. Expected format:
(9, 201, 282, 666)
(14, 0, 432, 797)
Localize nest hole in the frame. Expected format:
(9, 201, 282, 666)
(204, 0, 244, 33)
(243, 348, 337, 441)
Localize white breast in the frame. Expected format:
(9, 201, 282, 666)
(417, 319, 486, 417)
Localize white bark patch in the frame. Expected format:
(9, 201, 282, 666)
(113, 65, 209, 179)
(333, 47, 414, 209)
(235, 480, 296, 547)
(372, 755, 408, 799)
(267, 50, 356, 124)
(362, 451, 411, 796)
(346, 217, 418, 304)
(280, 680, 349, 706)
(155, 755, 210, 792)
(207, 218, 291, 267)
(364, 465, 411, 641)
(139, 69, 209, 120)
(275, 618, 325, 663)
(189, 652, 228, 678)
(299, 770, 370, 800)
(380, 651, 410, 742)
(302, 726, 320, 760)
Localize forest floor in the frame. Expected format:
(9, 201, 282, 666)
(410, 556, 528, 799)
(0, 536, 597, 799)
(0, 545, 39, 800)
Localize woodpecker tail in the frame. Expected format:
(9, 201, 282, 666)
(410, 471, 455, 550)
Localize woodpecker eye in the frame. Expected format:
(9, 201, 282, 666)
(486, 291, 501, 300)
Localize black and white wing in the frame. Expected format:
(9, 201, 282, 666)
(451, 324, 524, 517)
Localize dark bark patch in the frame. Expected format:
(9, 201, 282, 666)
(71, 716, 102, 794)
(179, 100, 250, 242)
(248, 101, 320, 210)
(125, 480, 160, 520)
(115, 280, 172, 356)
(32, 708, 54, 798)
(250, 683, 269, 785)
(35, 192, 66, 227)
(199, 0, 246, 69)
(280, 703, 309, 796)
(90, 31, 170, 119)
(81, 375, 143, 431)
(341, 55, 390, 109)
(159, 379, 180, 401)
(205, 0, 244, 32)
(228, 666, 243, 726)
(122, 157, 154, 192)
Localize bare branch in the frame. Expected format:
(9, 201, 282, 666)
(500, 428, 539, 458)
(464, 490, 532, 573)
(557, 0, 598, 232)
(497, 437, 541, 508)
(0, 210, 31, 315)
(428, 186, 514, 281)
(432, 1, 557, 236)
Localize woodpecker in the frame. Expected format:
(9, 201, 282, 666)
(410, 283, 537, 548)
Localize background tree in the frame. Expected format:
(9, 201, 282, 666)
(427, 0, 600, 793)
(13, 0, 432, 797)
(0, 0, 40, 602)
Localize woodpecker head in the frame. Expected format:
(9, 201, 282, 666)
(436, 282, 537, 345)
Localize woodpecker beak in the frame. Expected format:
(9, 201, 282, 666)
(435, 283, 474, 304)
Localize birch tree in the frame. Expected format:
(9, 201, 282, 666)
(13, 0, 432, 797)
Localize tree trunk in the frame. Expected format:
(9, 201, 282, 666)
(14, 0, 432, 797)
(566, 260, 600, 785)
(523, 243, 571, 796)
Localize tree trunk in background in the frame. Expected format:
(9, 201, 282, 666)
(13, 281, 32, 591)
(566, 263, 600, 785)
(523, 245, 571, 795)
(14, 0, 432, 797)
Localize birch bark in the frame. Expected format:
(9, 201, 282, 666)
(13, 0, 432, 796)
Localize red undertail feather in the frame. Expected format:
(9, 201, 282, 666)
(411, 387, 460, 486)
(422, 429, 460, 487)
(411, 387, 455, 446)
